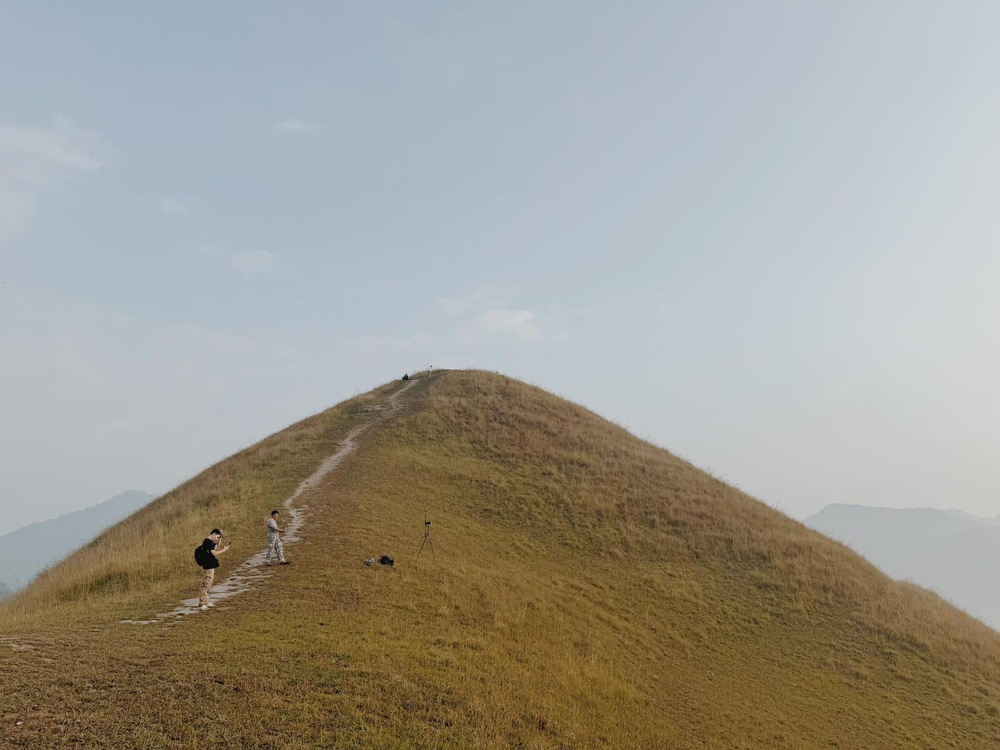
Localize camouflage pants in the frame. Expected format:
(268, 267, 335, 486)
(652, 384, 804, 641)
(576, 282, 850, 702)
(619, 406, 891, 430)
(265, 534, 285, 564)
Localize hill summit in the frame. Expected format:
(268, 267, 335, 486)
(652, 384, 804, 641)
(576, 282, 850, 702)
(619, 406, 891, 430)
(2, 370, 999, 748)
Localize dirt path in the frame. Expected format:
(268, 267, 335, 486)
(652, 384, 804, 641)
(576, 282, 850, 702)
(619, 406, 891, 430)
(123, 377, 421, 625)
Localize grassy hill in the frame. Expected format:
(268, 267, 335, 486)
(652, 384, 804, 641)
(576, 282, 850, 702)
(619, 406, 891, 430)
(0, 490, 154, 593)
(805, 503, 1000, 628)
(2, 370, 999, 749)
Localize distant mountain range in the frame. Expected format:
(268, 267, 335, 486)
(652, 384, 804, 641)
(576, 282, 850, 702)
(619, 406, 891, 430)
(804, 503, 1000, 628)
(0, 490, 154, 594)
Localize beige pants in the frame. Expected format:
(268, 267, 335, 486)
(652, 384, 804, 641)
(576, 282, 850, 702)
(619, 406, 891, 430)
(199, 568, 215, 606)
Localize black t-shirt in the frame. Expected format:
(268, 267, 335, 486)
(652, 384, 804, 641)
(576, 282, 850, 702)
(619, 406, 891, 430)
(201, 538, 220, 569)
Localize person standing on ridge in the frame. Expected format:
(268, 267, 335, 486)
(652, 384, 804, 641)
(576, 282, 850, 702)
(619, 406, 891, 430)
(265, 510, 290, 566)
(197, 529, 230, 611)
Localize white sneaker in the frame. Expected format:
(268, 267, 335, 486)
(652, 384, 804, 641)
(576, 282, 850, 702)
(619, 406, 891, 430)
(199, 604, 209, 611)
(206, 602, 216, 608)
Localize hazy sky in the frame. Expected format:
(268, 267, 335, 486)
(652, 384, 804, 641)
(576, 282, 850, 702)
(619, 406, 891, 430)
(2, 2, 998, 531)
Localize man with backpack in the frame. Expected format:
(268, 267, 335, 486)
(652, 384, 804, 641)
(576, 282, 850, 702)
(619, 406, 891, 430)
(265, 510, 290, 566)
(195, 529, 230, 611)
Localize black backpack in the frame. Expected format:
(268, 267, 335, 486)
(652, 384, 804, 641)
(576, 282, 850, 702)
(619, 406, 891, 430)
(194, 544, 209, 568)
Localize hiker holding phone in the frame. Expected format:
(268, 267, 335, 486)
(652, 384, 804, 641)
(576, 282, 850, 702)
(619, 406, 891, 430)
(265, 510, 290, 566)
(196, 529, 230, 611)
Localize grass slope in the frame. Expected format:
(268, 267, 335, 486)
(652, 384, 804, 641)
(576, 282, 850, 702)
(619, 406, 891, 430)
(2, 370, 999, 749)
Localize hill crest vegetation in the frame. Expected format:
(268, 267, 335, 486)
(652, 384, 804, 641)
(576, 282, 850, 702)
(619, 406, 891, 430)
(2, 370, 999, 749)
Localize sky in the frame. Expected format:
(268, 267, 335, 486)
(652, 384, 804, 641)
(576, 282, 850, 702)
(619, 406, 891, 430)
(1, 1, 998, 531)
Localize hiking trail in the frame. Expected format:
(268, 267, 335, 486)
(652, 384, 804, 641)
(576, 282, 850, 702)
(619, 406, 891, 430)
(122, 377, 420, 625)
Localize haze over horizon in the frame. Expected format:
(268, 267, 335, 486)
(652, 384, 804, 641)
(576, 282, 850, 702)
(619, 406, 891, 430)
(2, 2, 998, 530)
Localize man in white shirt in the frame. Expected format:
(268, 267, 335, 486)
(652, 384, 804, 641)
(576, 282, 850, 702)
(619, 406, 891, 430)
(265, 510, 290, 566)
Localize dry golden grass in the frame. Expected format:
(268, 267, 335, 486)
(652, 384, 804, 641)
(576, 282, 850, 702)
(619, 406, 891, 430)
(2, 370, 999, 749)
(0, 380, 401, 631)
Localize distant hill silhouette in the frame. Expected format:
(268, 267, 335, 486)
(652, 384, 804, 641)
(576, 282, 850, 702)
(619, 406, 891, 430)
(0, 490, 153, 591)
(805, 503, 1000, 628)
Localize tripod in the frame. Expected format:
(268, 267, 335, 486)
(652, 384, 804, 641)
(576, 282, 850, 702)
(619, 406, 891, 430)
(416, 516, 436, 562)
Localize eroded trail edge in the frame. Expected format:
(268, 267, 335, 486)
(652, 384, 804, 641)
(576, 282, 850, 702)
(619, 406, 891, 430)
(123, 378, 420, 624)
